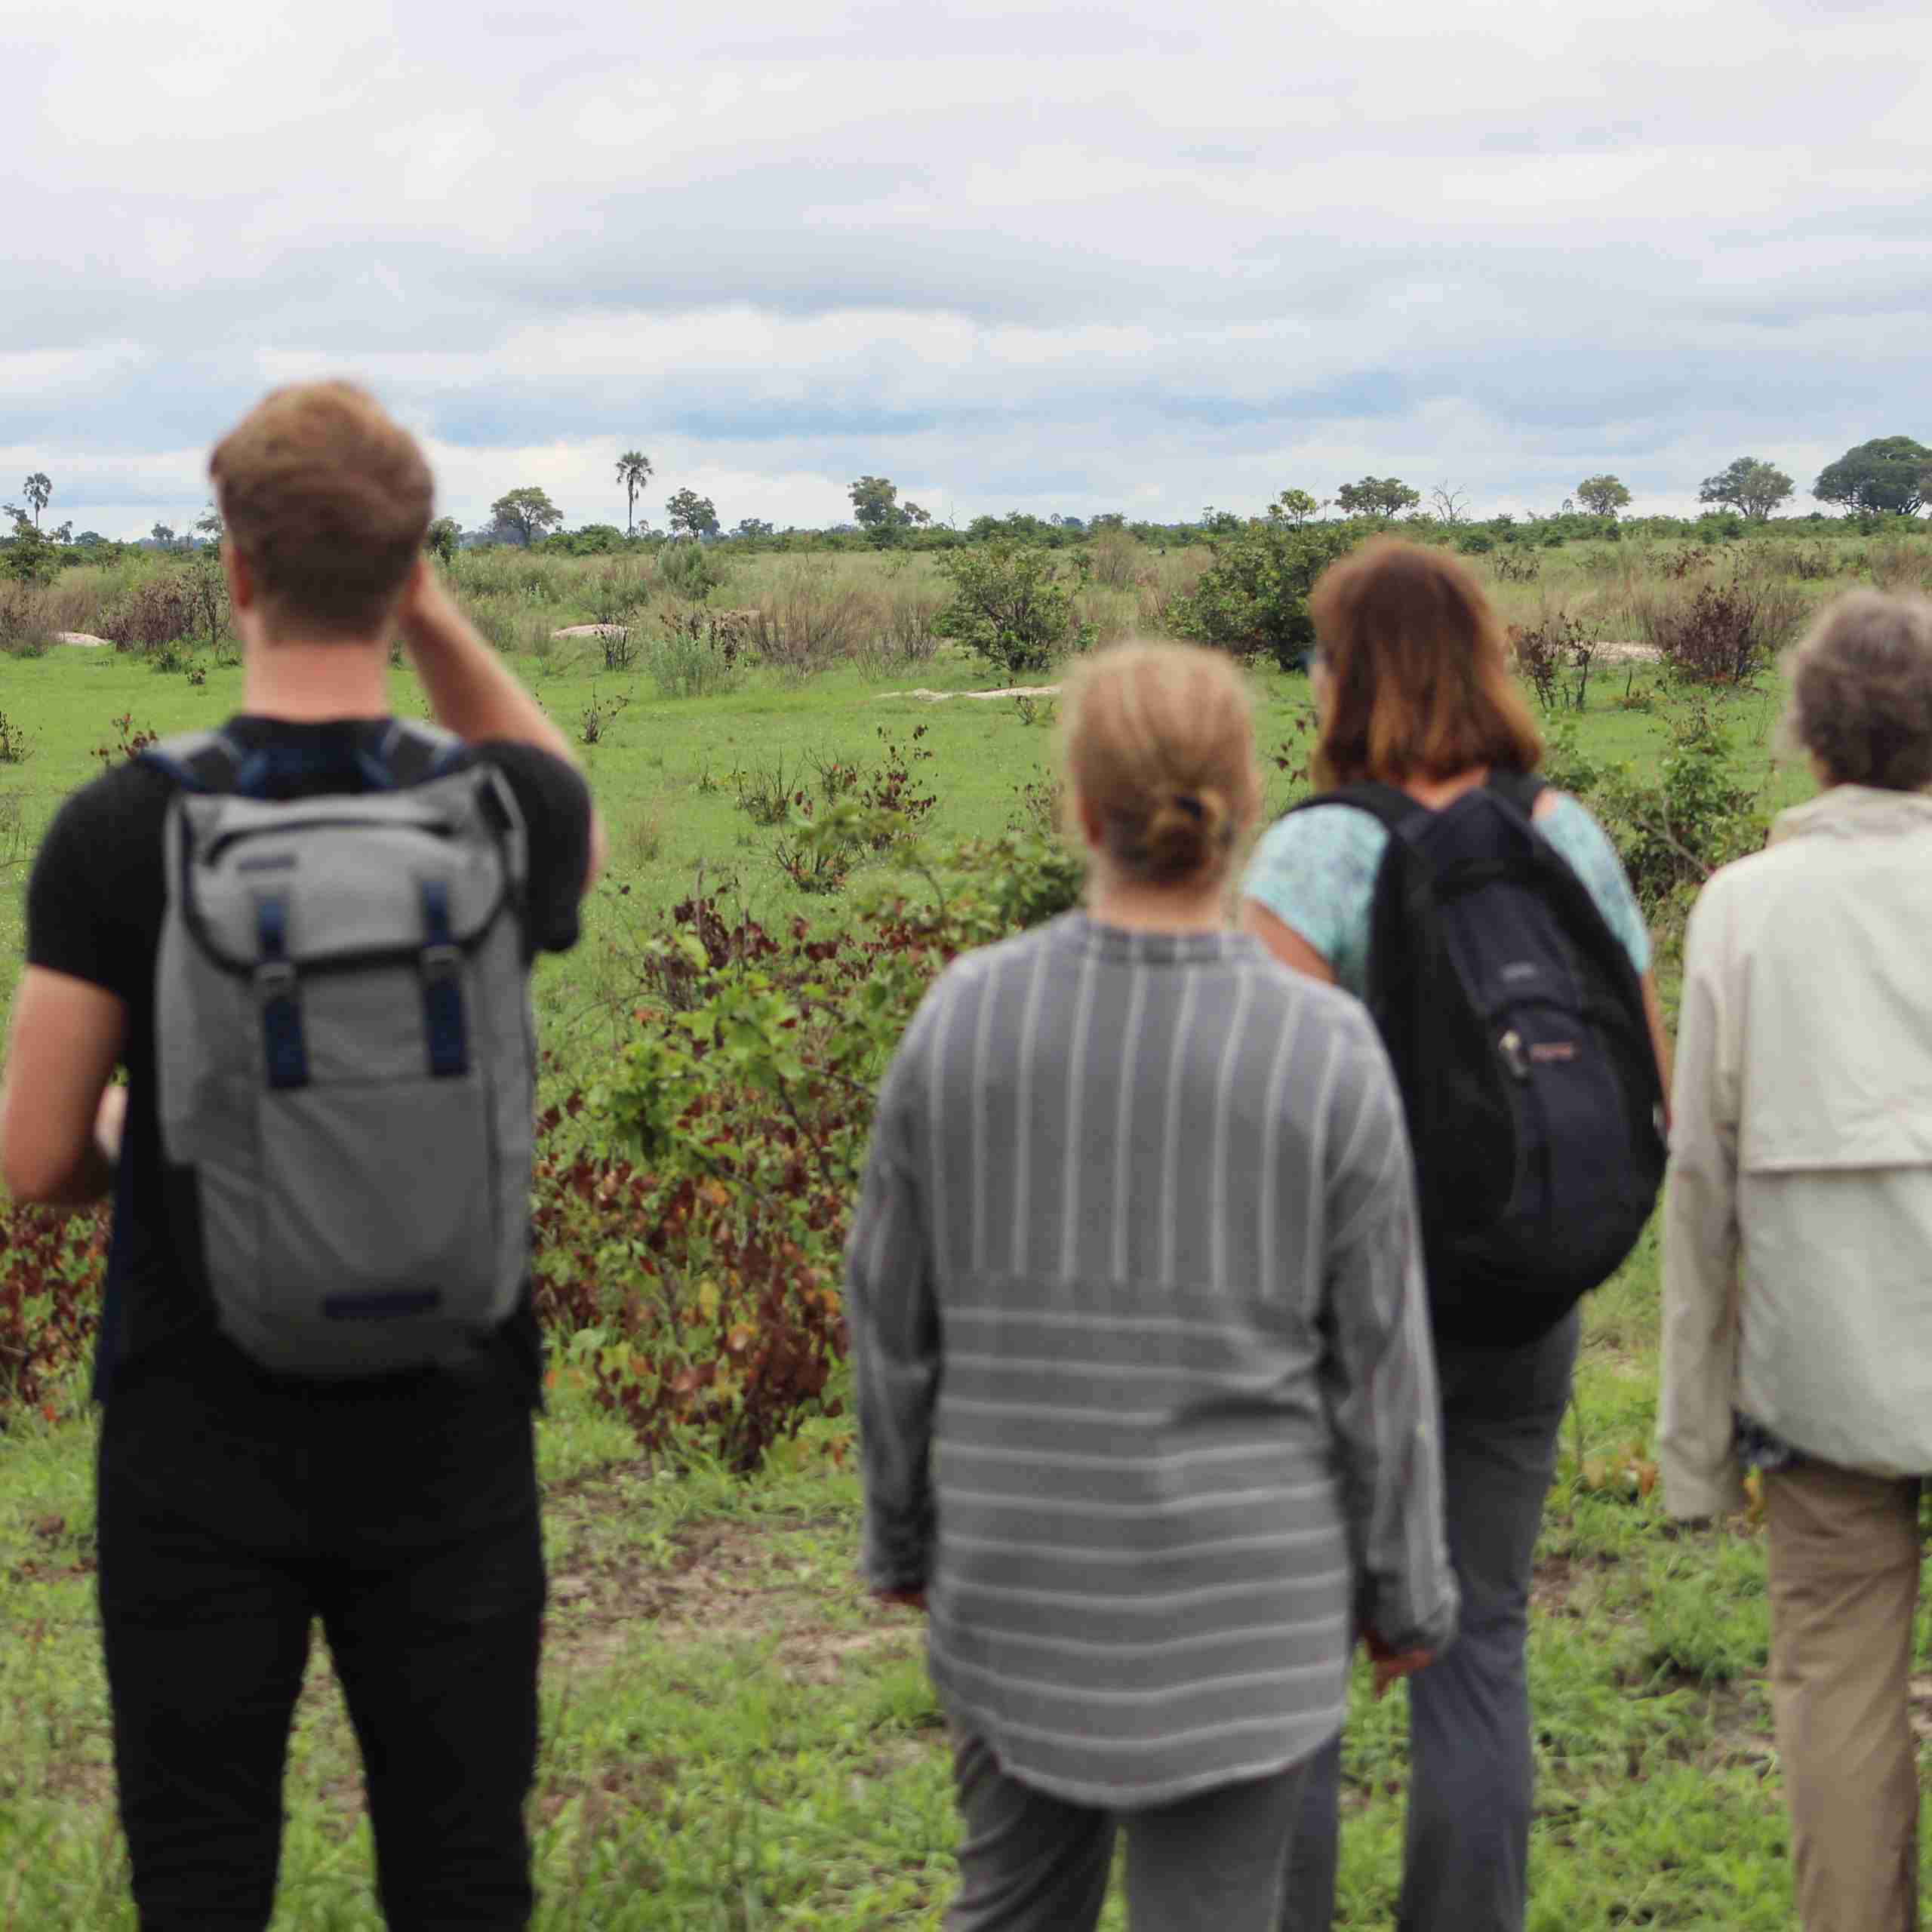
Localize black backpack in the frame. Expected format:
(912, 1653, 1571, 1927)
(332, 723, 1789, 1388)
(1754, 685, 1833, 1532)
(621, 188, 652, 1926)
(1291, 772, 1666, 1346)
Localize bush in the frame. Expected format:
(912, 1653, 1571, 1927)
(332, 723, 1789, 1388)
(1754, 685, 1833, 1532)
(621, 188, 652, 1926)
(1868, 536, 1932, 594)
(0, 1203, 106, 1422)
(1512, 611, 1604, 712)
(645, 613, 743, 698)
(1589, 698, 1767, 918)
(0, 582, 51, 657)
(657, 540, 731, 602)
(1088, 525, 1143, 588)
(462, 590, 556, 657)
(877, 580, 943, 668)
(1168, 521, 1358, 672)
(533, 830, 1081, 1469)
(748, 561, 880, 677)
(1636, 574, 1802, 688)
(935, 540, 1089, 676)
(100, 571, 196, 651)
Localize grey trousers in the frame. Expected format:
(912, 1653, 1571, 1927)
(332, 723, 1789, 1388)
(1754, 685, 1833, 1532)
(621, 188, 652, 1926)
(946, 1729, 1313, 1932)
(1279, 1309, 1580, 1932)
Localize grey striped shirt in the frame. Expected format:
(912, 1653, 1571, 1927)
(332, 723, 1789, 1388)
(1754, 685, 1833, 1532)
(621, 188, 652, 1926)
(845, 912, 1457, 1808)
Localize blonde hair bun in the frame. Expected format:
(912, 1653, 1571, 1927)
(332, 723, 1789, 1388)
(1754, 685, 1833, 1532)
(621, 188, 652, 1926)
(1141, 787, 1229, 882)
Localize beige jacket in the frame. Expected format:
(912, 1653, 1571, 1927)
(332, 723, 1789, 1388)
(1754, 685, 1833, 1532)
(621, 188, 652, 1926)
(1660, 785, 1932, 1520)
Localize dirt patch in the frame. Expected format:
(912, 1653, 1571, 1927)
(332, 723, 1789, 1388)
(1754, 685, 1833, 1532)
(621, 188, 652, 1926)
(543, 1515, 916, 1687)
(775, 1622, 918, 1686)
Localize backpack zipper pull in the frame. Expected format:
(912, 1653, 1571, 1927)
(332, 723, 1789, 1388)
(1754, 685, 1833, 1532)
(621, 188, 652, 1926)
(1500, 1029, 1531, 1081)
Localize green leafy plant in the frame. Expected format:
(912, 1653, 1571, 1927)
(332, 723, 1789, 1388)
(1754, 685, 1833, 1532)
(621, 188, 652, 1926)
(934, 540, 1089, 676)
(1168, 521, 1357, 671)
(1589, 697, 1767, 916)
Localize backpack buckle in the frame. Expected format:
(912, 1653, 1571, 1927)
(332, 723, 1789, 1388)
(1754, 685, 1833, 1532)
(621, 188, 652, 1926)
(420, 943, 460, 983)
(254, 959, 297, 1001)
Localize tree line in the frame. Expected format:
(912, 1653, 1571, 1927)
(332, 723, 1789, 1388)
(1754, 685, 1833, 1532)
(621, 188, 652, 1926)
(5, 435, 1930, 577)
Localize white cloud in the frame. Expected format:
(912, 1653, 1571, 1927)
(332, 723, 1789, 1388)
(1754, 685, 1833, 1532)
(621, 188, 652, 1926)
(5, 0, 1930, 535)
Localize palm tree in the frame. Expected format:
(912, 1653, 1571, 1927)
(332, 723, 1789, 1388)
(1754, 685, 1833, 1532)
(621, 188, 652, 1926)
(615, 451, 654, 537)
(22, 472, 51, 528)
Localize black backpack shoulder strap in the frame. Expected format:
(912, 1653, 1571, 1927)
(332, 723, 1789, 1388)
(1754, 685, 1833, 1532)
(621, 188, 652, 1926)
(1281, 780, 1422, 835)
(375, 719, 469, 789)
(1486, 768, 1548, 819)
(137, 729, 245, 795)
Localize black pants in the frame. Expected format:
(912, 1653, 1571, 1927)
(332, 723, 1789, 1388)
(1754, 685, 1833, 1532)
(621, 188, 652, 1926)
(96, 1342, 546, 1931)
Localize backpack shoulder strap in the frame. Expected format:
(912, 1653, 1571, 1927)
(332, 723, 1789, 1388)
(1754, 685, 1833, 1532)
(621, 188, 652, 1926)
(137, 730, 245, 795)
(1281, 780, 1422, 834)
(1486, 768, 1548, 819)
(375, 719, 469, 789)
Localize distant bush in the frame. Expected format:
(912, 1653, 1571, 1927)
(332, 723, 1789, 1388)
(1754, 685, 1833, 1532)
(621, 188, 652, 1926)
(1168, 521, 1357, 672)
(657, 540, 731, 602)
(0, 583, 51, 657)
(935, 540, 1090, 676)
(748, 560, 880, 678)
(645, 612, 743, 698)
(1088, 525, 1143, 588)
(100, 571, 196, 651)
(1635, 572, 1803, 688)
(1868, 535, 1932, 595)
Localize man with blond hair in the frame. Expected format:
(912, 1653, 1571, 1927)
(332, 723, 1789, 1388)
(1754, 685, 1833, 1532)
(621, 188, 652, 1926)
(0, 382, 603, 1930)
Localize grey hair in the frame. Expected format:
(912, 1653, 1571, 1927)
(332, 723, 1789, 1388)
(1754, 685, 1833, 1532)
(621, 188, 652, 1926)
(1779, 589, 1932, 792)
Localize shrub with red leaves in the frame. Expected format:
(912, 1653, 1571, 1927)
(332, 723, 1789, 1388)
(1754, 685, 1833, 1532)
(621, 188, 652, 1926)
(0, 1202, 106, 1422)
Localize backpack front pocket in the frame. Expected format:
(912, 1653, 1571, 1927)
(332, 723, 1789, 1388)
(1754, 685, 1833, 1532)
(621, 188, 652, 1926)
(223, 1072, 497, 1376)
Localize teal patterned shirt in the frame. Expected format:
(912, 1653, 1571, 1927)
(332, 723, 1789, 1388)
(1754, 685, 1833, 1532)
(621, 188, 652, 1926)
(1243, 792, 1651, 1000)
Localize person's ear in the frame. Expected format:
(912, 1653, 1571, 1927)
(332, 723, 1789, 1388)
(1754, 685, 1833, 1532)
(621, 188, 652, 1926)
(1075, 792, 1106, 853)
(221, 537, 252, 614)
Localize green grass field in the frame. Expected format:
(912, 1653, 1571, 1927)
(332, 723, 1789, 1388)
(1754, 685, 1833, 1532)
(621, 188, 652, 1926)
(0, 615, 1902, 1928)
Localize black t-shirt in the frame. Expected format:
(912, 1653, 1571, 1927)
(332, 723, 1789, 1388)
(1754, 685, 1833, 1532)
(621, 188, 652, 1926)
(24, 715, 592, 1405)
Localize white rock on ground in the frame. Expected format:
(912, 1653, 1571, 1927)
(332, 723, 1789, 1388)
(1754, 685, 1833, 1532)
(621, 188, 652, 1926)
(55, 632, 111, 648)
(879, 685, 1063, 703)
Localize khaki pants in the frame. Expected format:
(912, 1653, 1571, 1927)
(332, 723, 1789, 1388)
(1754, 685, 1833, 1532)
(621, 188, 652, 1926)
(1765, 1457, 1923, 1932)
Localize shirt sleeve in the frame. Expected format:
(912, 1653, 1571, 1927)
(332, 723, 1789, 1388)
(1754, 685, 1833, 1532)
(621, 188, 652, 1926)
(1317, 1021, 1459, 1654)
(843, 997, 943, 1594)
(1241, 807, 1388, 995)
(25, 769, 170, 1004)
(1540, 795, 1652, 977)
(1658, 882, 1746, 1520)
(472, 743, 593, 955)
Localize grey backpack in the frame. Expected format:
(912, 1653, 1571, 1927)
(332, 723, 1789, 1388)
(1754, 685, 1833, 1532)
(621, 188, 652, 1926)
(140, 721, 537, 1378)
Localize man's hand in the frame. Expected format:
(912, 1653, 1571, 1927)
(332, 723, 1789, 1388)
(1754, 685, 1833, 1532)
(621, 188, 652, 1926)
(1361, 1626, 1434, 1700)
(873, 1586, 927, 1614)
(395, 556, 463, 658)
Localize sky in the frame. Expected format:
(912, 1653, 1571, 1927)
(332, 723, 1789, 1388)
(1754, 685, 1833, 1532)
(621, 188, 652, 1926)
(5, 0, 1930, 539)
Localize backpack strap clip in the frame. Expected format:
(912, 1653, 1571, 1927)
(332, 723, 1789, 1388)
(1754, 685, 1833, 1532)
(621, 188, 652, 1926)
(418, 878, 469, 1079)
(253, 895, 310, 1091)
